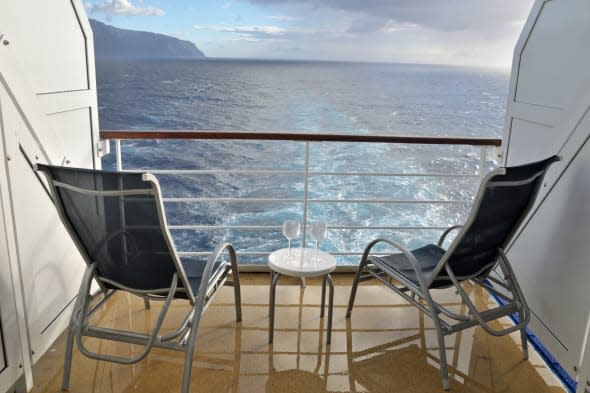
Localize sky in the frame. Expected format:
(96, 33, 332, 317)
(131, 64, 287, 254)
(85, 0, 535, 68)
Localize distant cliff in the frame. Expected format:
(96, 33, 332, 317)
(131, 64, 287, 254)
(90, 19, 205, 59)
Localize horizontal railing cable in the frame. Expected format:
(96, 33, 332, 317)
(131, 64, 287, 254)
(167, 225, 451, 231)
(100, 130, 501, 267)
(162, 197, 473, 204)
(119, 168, 481, 178)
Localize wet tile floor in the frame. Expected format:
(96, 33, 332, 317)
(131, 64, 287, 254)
(30, 273, 566, 393)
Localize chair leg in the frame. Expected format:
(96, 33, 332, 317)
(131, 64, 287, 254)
(518, 309, 529, 359)
(432, 315, 450, 391)
(231, 266, 242, 322)
(143, 298, 151, 309)
(231, 258, 242, 322)
(504, 251, 529, 360)
(181, 335, 196, 393)
(62, 264, 94, 391)
(346, 259, 367, 318)
(181, 309, 204, 393)
(61, 323, 76, 391)
(520, 327, 529, 360)
(423, 283, 450, 390)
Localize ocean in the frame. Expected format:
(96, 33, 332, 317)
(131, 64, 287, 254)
(96, 58, 509, 265)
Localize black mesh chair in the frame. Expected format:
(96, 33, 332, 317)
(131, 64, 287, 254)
(37, 164, 242, 393)
(346, 156, 559, 390)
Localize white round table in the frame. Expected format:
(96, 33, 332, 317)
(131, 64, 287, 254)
(268, 248, 336, 345)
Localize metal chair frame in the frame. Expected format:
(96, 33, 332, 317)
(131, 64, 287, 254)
(38, 166, 242, 393)
(346, 158, 559, 390)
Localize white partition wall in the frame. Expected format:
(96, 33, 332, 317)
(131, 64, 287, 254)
(0, 95, 29, 393)
(0, 173, 24, 392)
(504, 0, 590, 169)
(0, 0, 99, 390)
(502, 0, 590, 385)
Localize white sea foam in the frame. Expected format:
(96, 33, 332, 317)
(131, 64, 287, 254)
(97, 59, 507, 265)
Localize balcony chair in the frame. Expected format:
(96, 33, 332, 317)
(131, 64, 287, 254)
(37, 164, 242, 393)
(346, 155, 560, 390)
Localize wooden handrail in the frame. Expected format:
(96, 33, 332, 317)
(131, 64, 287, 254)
(99, 130, 502, 147)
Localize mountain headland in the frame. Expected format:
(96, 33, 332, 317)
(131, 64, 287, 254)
(90, 19, 205, 59)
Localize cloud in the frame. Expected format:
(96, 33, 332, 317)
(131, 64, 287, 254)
(265, 15, 301, 22)
(379, 20, 419, 34)
(246, 0, 532, 33)
(197, 0, 533, 67)
(86, 0, 164, 19)
(194, 24, 288, 39)
(346, 16, 388, 34)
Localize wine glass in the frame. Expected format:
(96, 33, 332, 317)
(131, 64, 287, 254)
(282, 220, 300, 252)
(310, 221, 328, 249)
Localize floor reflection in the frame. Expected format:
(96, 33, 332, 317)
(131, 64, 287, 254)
(31, 273, 565, 393)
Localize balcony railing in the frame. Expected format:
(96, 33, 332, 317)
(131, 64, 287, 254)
(99, 130, 502, 269)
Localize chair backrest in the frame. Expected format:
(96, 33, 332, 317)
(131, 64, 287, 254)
(429, 155, 560, 286)
(37, 164, 193, 299)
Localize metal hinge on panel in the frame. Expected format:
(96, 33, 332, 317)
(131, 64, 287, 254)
(97, 139, 110, 158)
(492, 145, 502, 162)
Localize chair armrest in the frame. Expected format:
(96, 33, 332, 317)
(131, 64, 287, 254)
(195, 243, 238, 304)
(362, 238, 428, 294)
(437, 225, 463, 247)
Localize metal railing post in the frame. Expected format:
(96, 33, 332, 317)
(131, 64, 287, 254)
(301, 141, 310, 248)
(478, 146, 487, 180)
(115, 139, 123, 171)
(114, 139, 127, 263)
